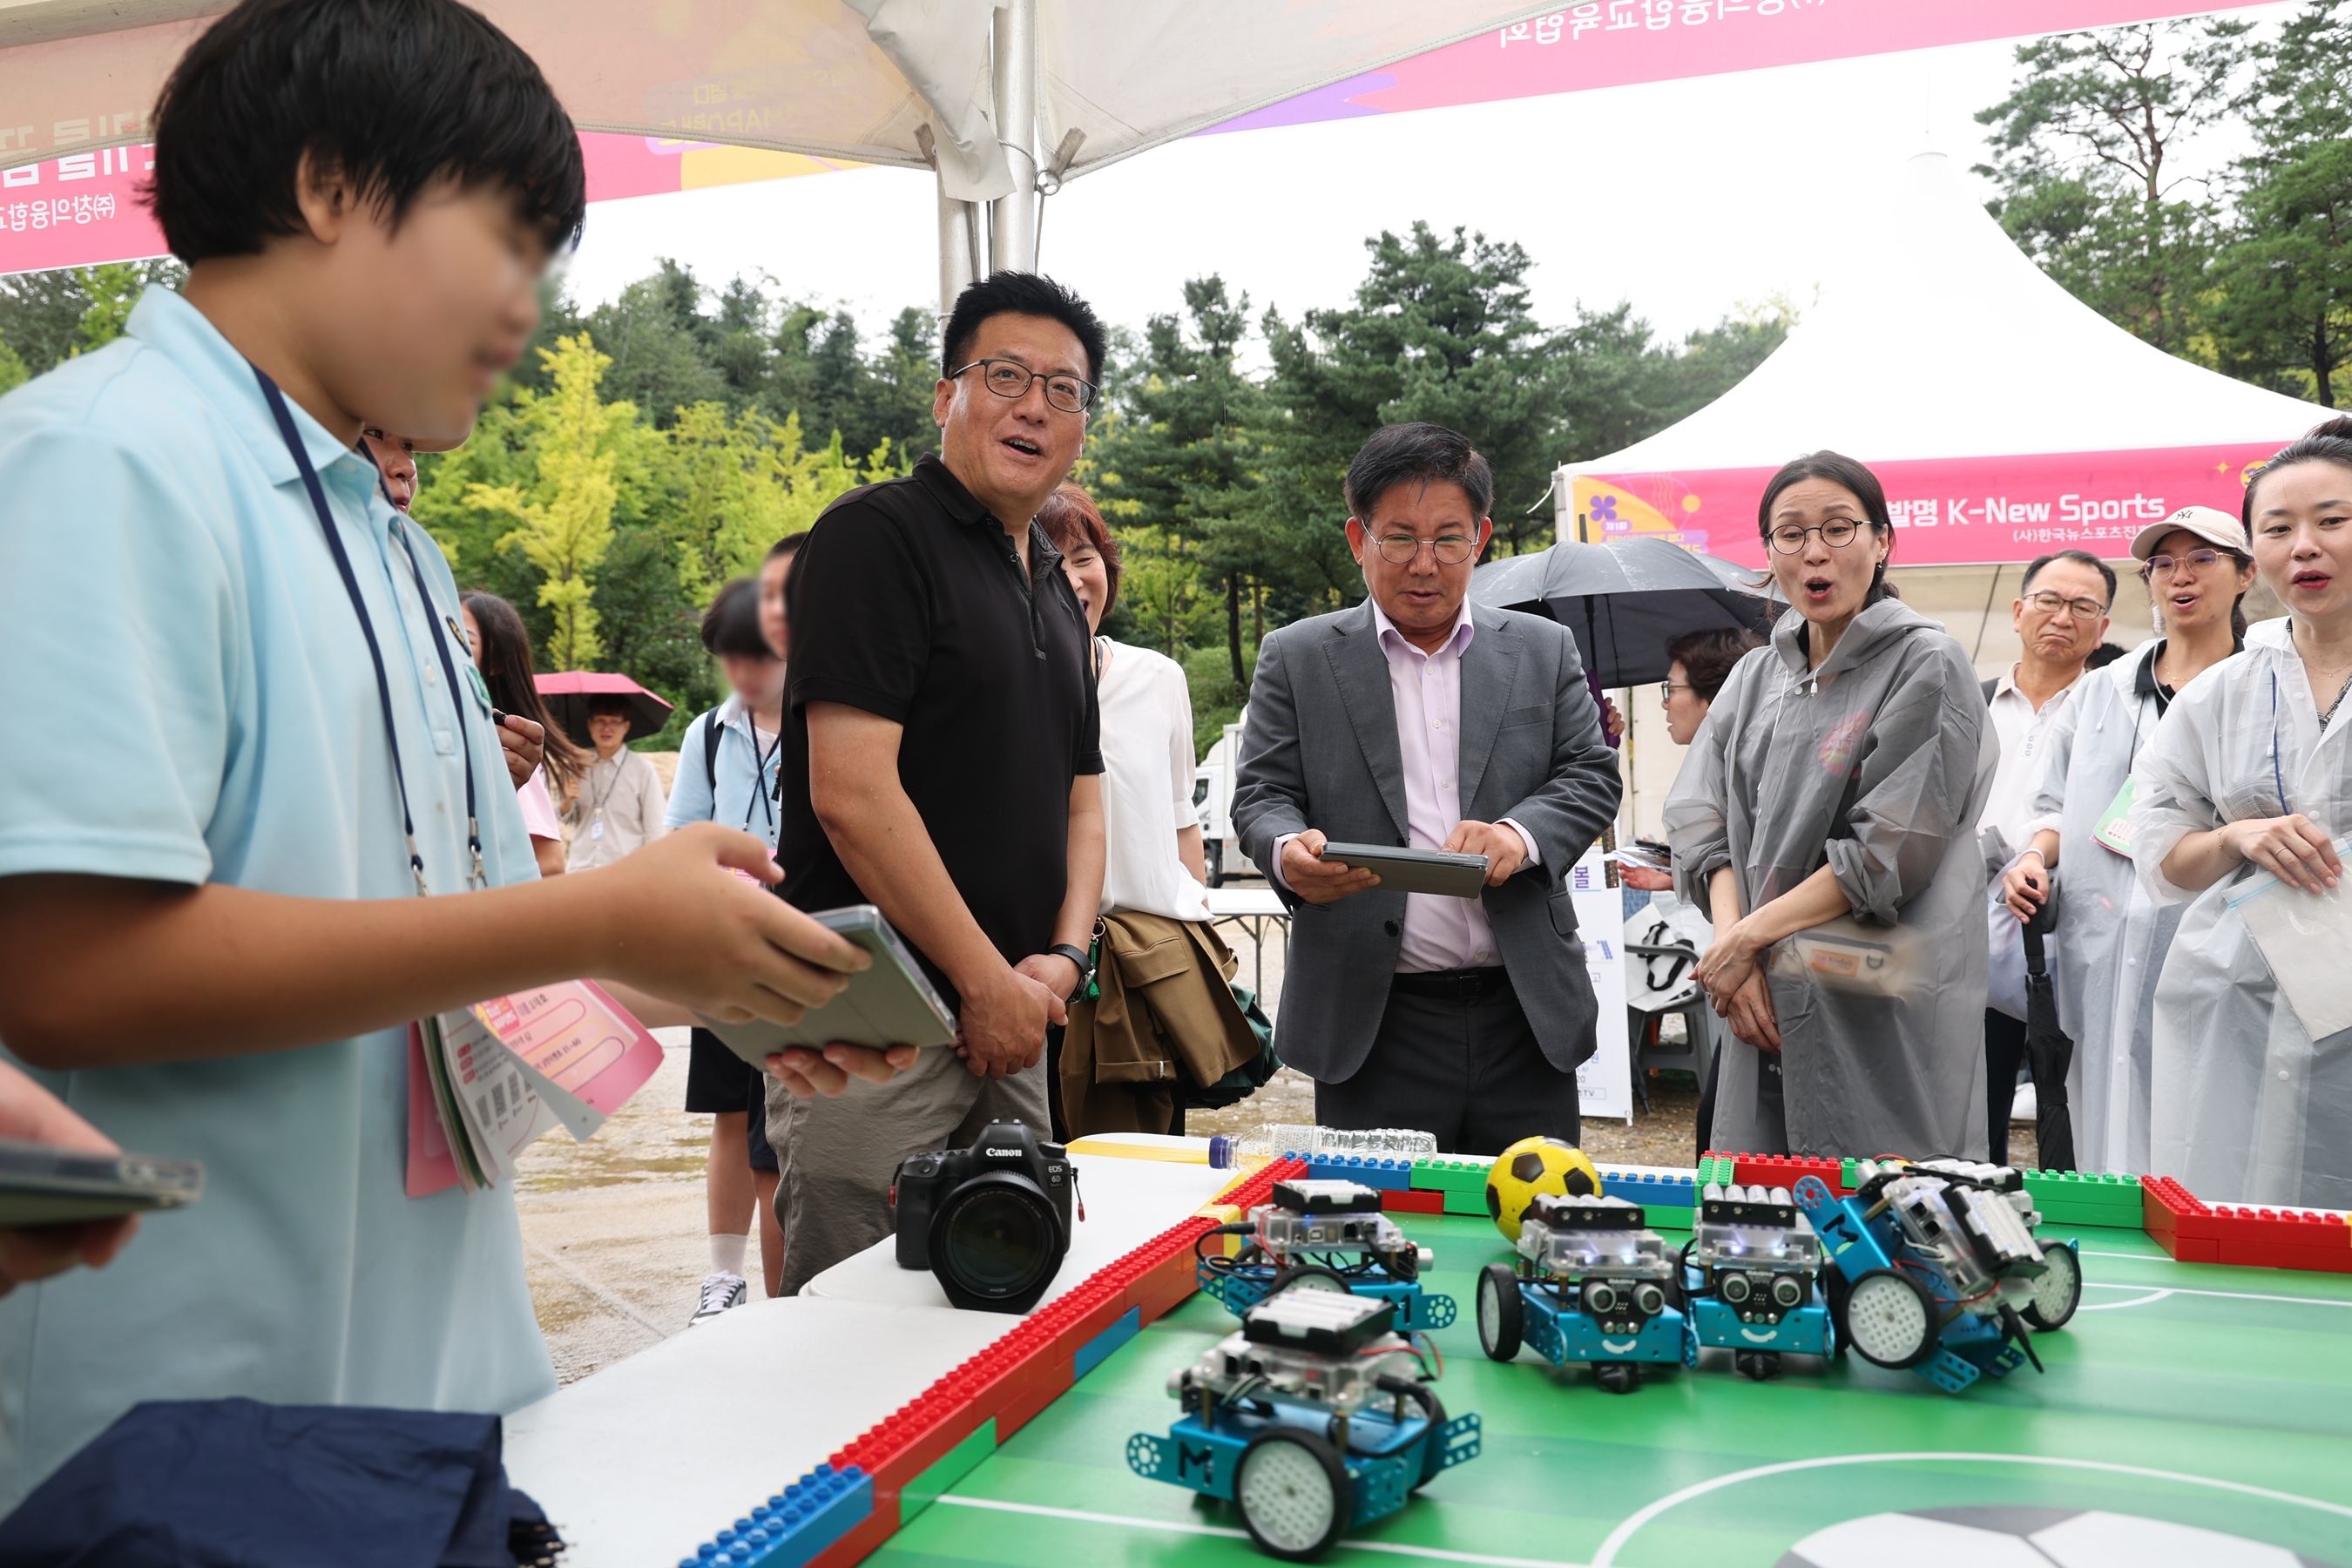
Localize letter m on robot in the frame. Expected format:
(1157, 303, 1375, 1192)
(1178, 1440, 1217, 1487)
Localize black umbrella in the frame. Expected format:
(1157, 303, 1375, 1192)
(1469, 537, 1777, 688)
(2021, 894, 2077, 1172)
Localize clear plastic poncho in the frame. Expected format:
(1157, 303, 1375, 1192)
(1667, 598, 1997, 1159)
(2020, 641, 2181, 1175)
(2129, 617, 2352, 1207)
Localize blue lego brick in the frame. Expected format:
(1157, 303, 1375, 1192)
(1600, 1169, 1697, 1210)
(1072, 1305, 1141, 1380)
(1305, 1153, 1412, 1191)
(680, 1463, 870, 1568)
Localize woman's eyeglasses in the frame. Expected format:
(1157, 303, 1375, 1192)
(2140, 548, 2225, 578)
(1767, 519, 1866, 553)
(1659, 681, 1694, 702)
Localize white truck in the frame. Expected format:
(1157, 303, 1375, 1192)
(1192, 710, 1257, 887)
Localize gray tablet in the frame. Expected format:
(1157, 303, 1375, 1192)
(0, 1138, 204, 1227)
(701, 904, 960, 1066)
(1316, 842, 1490, 898)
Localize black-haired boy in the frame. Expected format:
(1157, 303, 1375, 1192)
(0, 0, 909, 1503)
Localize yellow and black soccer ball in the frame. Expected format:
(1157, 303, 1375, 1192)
(1485, 1136, 1602, 1240)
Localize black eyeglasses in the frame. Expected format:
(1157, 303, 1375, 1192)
(949, 358, 1096, 415)
(1767, 519, 1869, 553)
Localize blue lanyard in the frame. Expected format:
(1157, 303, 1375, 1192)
(253, 367, 484, 894)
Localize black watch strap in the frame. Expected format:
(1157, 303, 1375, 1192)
(1045, 943, 1095, 1000)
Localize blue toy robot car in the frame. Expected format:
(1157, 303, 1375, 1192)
(1474, 1193, 1686, 1394)
(1195, 1179, 1456, 1332)
(1679, 1181, 1834, 1380)
(1794, 1158, 2083, 1395)
(1128, 1288, 1481, 1560)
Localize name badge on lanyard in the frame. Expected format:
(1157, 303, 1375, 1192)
(2092, 774, 2136, 856)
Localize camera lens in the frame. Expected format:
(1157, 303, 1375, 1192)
(931, 1173, 1065, 1312)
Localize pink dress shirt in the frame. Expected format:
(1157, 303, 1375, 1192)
(1272, 600, 1539, 972)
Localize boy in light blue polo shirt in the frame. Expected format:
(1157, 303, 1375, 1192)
(0, 0, 909, 1506)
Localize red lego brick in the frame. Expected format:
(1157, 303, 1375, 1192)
(1729, 1152, 1843, 1191)
(2200, 1205, 2352, 1248)
(1382, 1187, 1444, 1214)
(2171, 1235, 2220, 1263)
(807, 1492, 901, 1568)
(2212, 1236, 2352, 1274)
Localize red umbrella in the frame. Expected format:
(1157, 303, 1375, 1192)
(534, 672, 675, 747)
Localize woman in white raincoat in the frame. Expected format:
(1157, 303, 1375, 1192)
(2000, 506, 2256, 1173)
(1668, 453, 1996, 1159)
(2130, 417, 2352, 1208)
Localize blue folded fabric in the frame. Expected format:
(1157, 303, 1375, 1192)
(0, 1398, 558, 1567)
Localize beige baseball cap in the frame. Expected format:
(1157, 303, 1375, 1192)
(2130, 504, 2245, 562)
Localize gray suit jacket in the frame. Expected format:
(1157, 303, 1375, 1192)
(1233, 601, 1623, 1083)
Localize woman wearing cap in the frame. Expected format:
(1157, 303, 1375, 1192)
(1667, 452, 1996, 1159)
(2126, 418, 2352, 1206)
(2000, 506, 2255, 1173)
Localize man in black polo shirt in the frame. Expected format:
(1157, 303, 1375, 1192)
(767, 272, 1109, 1295)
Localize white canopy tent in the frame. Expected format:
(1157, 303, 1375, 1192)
(0, 0, 1561, 308)
(1554, 152, 2329, 568)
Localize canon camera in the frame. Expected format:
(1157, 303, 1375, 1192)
(892, 1119, 1077, 1313)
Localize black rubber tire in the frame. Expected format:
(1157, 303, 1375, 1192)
(1839, 1267, 1939, 1370)
(1412, 1392, 1450, 1489)
(1822, 1267, 1852, 1358)
(1235, 1427, 1351, 1561)
(2021, 1242, 2083, 1331)
(1267, 1263, 1353, 1300)
(1477, 1263, 1524, 1362)
(1593, 1362, 1640, 1395)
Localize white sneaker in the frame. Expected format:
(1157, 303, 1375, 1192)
(690, 1271, 747, 1326)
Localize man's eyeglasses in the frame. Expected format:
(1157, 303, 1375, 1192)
(949, 358, 1096, 415)
(1767, 519, 1868, 553)
(1373, 532, 1479, 565)
(2141, 548, 2225, 578)
(2021, 589, 2109, 621)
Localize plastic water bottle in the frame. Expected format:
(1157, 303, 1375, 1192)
(1206, 1123, 1437, 1169)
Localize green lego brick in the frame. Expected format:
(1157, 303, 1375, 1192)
(1443, 1187, 1491, 1217)
(899, 1420, 997, 1523)
(1410, 1157, 1492, 1195)
(1642, 1204, 1694, 1231)
(1840, 1157, 1860, 1191)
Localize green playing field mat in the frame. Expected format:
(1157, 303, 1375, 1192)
(871, 1210, 2352, 1566)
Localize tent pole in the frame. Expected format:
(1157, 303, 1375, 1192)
(937, 179, 979, 318)
(989, 0, 1038, 274)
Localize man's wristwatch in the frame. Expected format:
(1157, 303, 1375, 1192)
(1045, 943, 1096, 1004)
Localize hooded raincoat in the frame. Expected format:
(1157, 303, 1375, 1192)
(1666, 598, 1996, 1159)
(2019, 640, 2181, 1175)
(2129, 618, 2352, 1207)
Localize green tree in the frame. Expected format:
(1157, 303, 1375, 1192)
(2209, 1, 2352, 406)
(464, 335, 627, 670)
(0, 340, 26, 394)
(1262, 223, 1571, 559)
(0, 259, 184, 374)
(1975, 19, 2252, 356)
(1097, 276, 1273, 686)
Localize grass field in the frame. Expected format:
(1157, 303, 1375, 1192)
(870, 1209, 2352, 1567)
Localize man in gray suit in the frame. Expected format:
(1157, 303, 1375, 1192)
(1233, 423, 1621, 1152)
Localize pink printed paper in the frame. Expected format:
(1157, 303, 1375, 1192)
(470, 980, 664, 1120)
(404, 1024, 462, 1200)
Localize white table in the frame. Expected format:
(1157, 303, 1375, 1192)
(801, 1151, 1229, 1310)
(504, 1148, 1231, 1566)
(1205, 885, 1290, 997)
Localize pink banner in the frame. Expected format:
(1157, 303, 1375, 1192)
(1213, 0, 2280, 135)
(1571, 443, 2275, 568)
(0, 132, 853, 277)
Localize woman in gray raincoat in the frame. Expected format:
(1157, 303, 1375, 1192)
(1666, 452, 1996, 1159)
(2129, 418, 2352, 1208)
(1999, 506, 2254, 1175)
